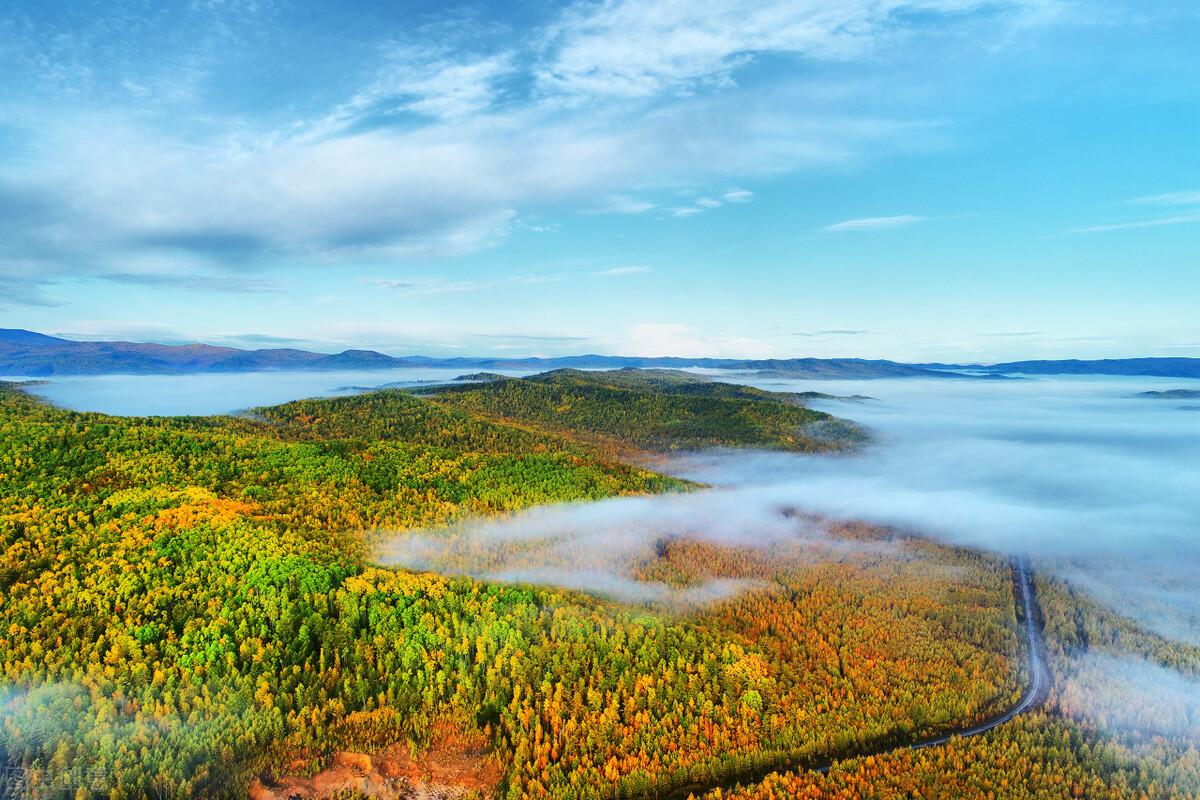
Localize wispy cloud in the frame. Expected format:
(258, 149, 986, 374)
(789, 329, 875, 337)
(593, 265, 651, 277)
(310, 47, 515, 136)
(1127, 190, 1200, 207)
(535, 0, 1038, 100)
(209, 333, 316, 349)
(1065, 214, 1200, 235)
(979, 330, 1045, 338)
(589, 195, 657, 214)
(1064, 189, 1200, 235)
(371, 273, 564, 296)
(823, 214, 927, 232)
(479, 333, 592, 343)
(0, 0, 1076, 293)
(662, 188, 755, 219)
(95, 272, 282, 293)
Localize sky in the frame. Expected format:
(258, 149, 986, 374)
(0, 0, 1197, 361)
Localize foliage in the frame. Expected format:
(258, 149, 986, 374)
(418, 369, 867, 453)
(706, 566, 1200, 800)
(0, 380, 1022, 799)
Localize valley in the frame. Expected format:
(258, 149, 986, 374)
(2, 370, 1197, 798)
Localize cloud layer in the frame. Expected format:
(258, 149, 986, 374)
(0, 0, 1061, 301)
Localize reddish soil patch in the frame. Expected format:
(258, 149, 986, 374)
(249, 725, 501, 800)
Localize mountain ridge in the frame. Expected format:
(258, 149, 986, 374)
(2, 329, 1199, 378)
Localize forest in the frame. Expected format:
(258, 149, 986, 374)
(414, 369, 866, 454)
(0, 373, 1195, 799)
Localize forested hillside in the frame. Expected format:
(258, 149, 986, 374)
(0, 377, 1019, 798)
(420, 369, 865, 453)
(1, 376, 1191, 799)
(703, 573, 1200, 800)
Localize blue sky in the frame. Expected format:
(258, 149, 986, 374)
(1, 0, 1197, 361)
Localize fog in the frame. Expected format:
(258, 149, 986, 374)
(380, 490, 895, 605)
(382, 374, 1200, 645)
(704, 375, 1200, 645)
(1059, 652, 1200, 742)
(2, 368, 533, 416)
(13, 368, 1199, 641)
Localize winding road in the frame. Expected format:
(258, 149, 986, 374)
(648, 557, 1050, 800)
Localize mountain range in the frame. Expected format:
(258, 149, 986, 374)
(2, 329, 1198, 379)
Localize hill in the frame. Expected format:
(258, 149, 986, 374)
(417, 368, 866, 453)
(0, 380, 1027, 800)
(2, 376, 1195, 800)
(749, 358, 958, 379)
(1136, 389, 1200, 399)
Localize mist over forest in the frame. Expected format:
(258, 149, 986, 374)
(382, 375, 1200, 641)
(2, 2, 1197, 794)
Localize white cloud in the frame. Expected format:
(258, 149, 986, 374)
(593, 265, 651, 277)
(536, 0, 1023, 100)
(823, 213, 927, 231)
(1128, 190, 1200, 207)
(722, 189, 755, 202)
(1065, 189, 1200, 234)
(370, 272, 563, 296)
(789, 329, 876, 337)
(306, 47, 516, 136)
(1066, 214, 1200, 235)
(2, 83, 936, 284)
(589, 194, 657, 214)
(0, 0, 1064, 289)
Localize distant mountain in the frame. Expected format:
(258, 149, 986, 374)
(0, 329, 969, 377)
(1136, 389, 1200, 399)
(933, 358, 1200, 379)
(3, 329, 1199, 379)
(0, 329, 65, 347)
(749, 358, 961, 379)
(454, 372, 509, 382)
(0, 329, 422, 375)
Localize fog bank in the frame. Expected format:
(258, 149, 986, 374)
(679, 376, 1200, 644)
(379, 492, 886, 605)
(1059, 652, 1200, 742)
(382, 375, 1200, 643)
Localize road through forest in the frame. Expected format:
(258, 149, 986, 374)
(646, 557, 1049, 800)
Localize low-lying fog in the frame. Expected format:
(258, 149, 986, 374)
(383, 375, 1200, 647)
(5, 368, 534, 416)
(12, 368, 1198, 646)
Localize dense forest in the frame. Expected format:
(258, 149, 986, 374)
(416, 369, 866, 454)
(702, 575, 1200, 800)
(0, 374, 1195, 798)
